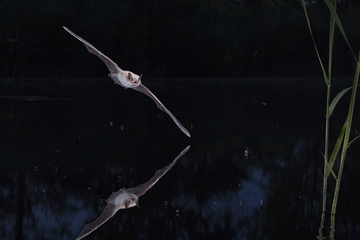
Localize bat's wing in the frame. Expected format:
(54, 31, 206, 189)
(75, 203, 117, 240)
(63, 26, 121, 75)
(127, 145, 190, 197)
(133, 84, 191, 137)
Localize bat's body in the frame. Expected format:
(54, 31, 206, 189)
(75, 146, 190, 240)
(63, 26, 190, 137)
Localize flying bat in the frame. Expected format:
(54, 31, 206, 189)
(63, 26, 190, 137)
(75, 145, 190, 240)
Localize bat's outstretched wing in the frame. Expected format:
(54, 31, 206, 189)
(127, 145, 190, 197)
(63, 26, 121, 75)
(75, 203, 117, 240)
(134, 84, 191, 137)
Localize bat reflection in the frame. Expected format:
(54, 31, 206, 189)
(75, 145, 190, 240)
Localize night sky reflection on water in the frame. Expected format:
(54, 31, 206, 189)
(1, 78, 360, 240)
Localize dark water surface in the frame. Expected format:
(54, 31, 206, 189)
(1, 78, 360, 240)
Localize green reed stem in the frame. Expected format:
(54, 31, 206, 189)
(330, 50, 360, 229)
(303, 0, 359, 238)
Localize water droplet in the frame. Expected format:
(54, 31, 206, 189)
(260, 200, 263, 206)
(42, 189, 45, 193)
(110, 121, 114, 126)
(190, 124, 193, 129)
(214, 201, 217, 206)
(34, 166, 37, 171)
(87, 187, 90, 190)
(64, 176, 67, 179)
(78, 137, 81, 141)
(120, 126, 124, 130)
(194, 165, 197, 170)
(238, 183, 241, 187)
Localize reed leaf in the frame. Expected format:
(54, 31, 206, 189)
(327, 0, 335, 85)
(301, 0, 329, 85)
(328, 86, 355, 117)
(325, 122, 346, 178)
(348, 135, 360, 148)
(324, 0, 356, 61)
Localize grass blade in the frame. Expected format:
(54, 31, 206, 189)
(325, 122, 346, 178)
(324, 0, 356, 60)
(348, 135, 360, 148)
(302, 0, 329, 85)
(328, 86, 355, 117)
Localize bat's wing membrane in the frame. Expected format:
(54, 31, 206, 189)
(128, 146, 190, 197)
(75, 204, 118, 240)
(134, 84, 191, 137)
(63, 26, 121, 74)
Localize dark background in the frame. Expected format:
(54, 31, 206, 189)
(2, 1, 360, 239)
(1, 0, 360, 78)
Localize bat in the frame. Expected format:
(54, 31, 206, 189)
(63, 26, 190, 137)
(75, 145, 190, 240)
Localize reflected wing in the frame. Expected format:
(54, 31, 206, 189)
(63, 26, 121, 74)
(127, 145, 190, 197)
(75, 203, 117, 240)
(133, 84, 191, 137)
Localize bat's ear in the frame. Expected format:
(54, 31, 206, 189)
(135, 198, 140, 208)
(127, 72, 133, 81)
(139, 74, 143, 81)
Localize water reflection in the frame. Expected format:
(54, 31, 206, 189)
(0, 78, 360, 239)
(75, 145, 190, 240)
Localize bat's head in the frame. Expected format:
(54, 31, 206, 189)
(126, 72, 142, 86)
(124, 195, 139, 209)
